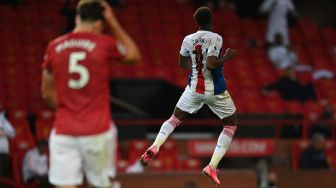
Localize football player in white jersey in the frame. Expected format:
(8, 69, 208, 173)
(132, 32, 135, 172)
(140, 6, 237, 186)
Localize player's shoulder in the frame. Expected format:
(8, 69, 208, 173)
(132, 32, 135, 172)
(183, 33, 195, 42)
(50, 32, 114, 43)
(48, 33, 70, 47)
(99, 34, 117, 43)
(188, 31, 222, 40)
(208, 32, 222, 42)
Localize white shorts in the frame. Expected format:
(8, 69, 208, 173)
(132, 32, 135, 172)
(107, 124, 118, 178)
(176, 86, 236, 119)
(49, 126, 116, 187)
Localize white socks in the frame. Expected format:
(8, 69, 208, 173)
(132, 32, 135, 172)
(152, 115, 181, 150)
(152, 119, 236, 170)
(209, 126, 237, 169)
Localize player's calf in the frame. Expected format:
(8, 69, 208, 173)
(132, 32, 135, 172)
(208, 125, 237, 170)
(140, 114, 183, 166)
(152, 115, 182, 149)
(204, 113, 238, 185)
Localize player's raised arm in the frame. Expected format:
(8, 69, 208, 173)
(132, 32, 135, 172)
(101, 1, 141, 64)
(206, 48, 237, 70)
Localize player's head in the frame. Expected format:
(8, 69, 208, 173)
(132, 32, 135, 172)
(274, 33, 284, 45)
(193, 6, 213, 30)
(311, 133, 326, 151)
(36, 140, 48, 154)
(284, 68, 296, 79)
(75, 0, 105, 32)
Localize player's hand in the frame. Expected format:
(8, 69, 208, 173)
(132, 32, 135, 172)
(225, 48, 237, 60)
(100, 0, 118, 26)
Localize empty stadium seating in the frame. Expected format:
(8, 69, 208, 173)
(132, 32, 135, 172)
(1, 0, 336, 185)
(291, 140, 336, 170)
(1, 0, 335, 117)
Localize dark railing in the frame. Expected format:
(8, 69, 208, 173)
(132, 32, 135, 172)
(0, 177, 21, 188)
(114, 118, 336, 139)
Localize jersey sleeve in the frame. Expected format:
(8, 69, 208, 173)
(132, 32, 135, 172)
(41, 42, 54, 72)
(287, 0, 295, 11)
(207, 35, 222, 57)
(259, 0, 275, 13)
(106, 36, 127, 62)
(180, 36, 191, 57)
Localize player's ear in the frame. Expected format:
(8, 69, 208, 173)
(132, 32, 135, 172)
(95, 20, 104, 32)
(75, 15, 81, 26)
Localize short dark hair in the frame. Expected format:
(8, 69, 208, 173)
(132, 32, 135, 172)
(193, 6, 212, 27)
(76, 0, 104, 22)
(37, 140, 48, 148)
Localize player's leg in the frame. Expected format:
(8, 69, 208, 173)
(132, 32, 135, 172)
(140, 107, 190, 166)
(203, 91, 237, 185)
(141, 87, 204, 166)
(80, 130, 112, 188)
(151, 107, 190, 150)
(107, 124, 119, 188)
(208, 113, 237, 169)
(49, 129, 83, 188)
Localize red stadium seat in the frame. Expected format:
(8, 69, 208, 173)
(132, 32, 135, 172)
(264, 99, 286, 114)
(128, 140, 150, 163)
(303, 101, 324, 117)
(179, 159, 202, 171)
(290, 27, 303, 43)
(35, 120, 53, 141)
(36, 108, 54, 120)
(148, 159, 165, 171)
(157, 140, 179, 170)
(238, 78, 259, 89)
(7, 108, 28, 121)
(244, 98, 265, 113)
(321, 28, 336, 44)
(284, 101, 304, 114)
(117, 159, 129, 173)
(233, 98, 246, 113)
(297, 72, 313, 85)
(10, 152, 26, 185)
(299, 20, 321, 44)
(10, 127, 35, 160)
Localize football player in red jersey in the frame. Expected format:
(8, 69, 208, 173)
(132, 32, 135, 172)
(41, 1, 140, 187)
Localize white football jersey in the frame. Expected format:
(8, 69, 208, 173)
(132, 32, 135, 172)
(180, 30, 226, 95)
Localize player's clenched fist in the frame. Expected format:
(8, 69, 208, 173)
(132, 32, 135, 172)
(225, 48, 237, 60)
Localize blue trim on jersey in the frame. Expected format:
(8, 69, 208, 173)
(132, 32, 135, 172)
(188, 74, 192, 87)
(211, 66, 226, 95)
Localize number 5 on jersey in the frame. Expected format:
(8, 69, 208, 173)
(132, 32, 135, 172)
(68, 51, 89, 89)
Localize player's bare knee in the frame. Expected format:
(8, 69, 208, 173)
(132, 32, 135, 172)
(173, 107, 190, 121)
(221, 113, 238, 126)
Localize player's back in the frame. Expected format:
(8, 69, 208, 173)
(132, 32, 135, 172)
(44, 32, 122, 135)
(181, 30, 225, 95)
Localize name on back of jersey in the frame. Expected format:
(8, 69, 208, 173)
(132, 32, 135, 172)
(55, 39, 96, 53)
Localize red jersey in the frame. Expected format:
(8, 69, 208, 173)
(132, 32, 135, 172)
(42, 32, 124, 136)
